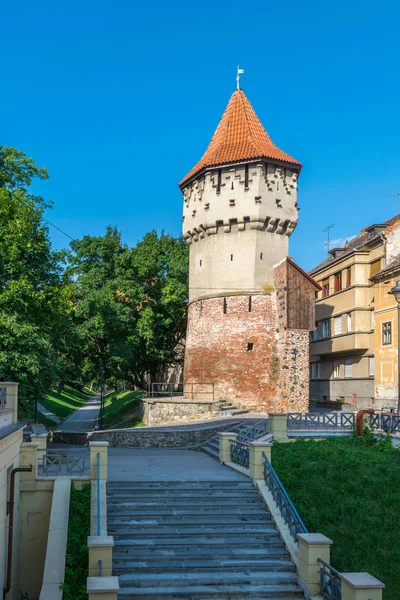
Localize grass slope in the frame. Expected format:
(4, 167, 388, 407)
(41, 385, 91, 420)
(103, 389, 144, 429)
(272, 435, 400, 600)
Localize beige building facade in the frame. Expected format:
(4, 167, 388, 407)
(371, 255, 400, 405)
(309, 214, 400, 410)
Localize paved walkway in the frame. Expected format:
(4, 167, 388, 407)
(107, 448, 245, 482)
(54, 396, 101, 432)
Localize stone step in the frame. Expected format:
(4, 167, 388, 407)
(109, 524, 278, 536)
(108, 481, 254, 489)
(112, 559, 295, 573)
(113, 533, 281, 546)
(107, 496, 263, 506)
(112, 546, 287, 559)
(108, 491, 260, 500)
(117, 583, 304, 598)
(118, 570, 298, 588)
(108, 515, 272, 525)
(201, 445, 219, 460)
(107, 507, 270, 516)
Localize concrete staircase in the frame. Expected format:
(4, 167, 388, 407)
(217, 401, 249, 418)
(108, 480, 304, 599)
(201, 419, 269, 460)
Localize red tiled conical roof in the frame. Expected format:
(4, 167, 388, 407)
(179, 88, 301, 187)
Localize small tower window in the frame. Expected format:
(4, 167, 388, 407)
(223, 297, 227, 314)
(230, 254, 233, 261)
(231, 182, 234, 190)
(245, 164, 249, 188)
(248, 296, 252, 312)
(247, 342, 254, 352)
(205, 203, 210, 210)
(277, 180, 280, 192)
(217, 169, 222, 193)
(192, 210, 196, 217)
(199, 259, 202, 267)
(260, 252, 263, 259)
(229, 199, 235, 207)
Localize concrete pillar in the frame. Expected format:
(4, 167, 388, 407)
(0, 381, 19, 422)
(218, 432, 238, 464)
(31, 433, 47, 464)
(297, 533, 333, 596)
(268, 413, 289, 442)
(341, 573, 384, 600)
(248, 441, 272, 480)
(20, 442, 39, 480)
(88, 536, 114, 577)
(90, 442, 109, 481)
(87, 576, 119, 600)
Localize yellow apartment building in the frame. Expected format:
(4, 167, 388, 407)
(370, 255, 400, 406)
(309, 214, 400, 410)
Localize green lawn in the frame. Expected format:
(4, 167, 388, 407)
(272, 434, 400, 600)
(40, 385, 91, 420)
(103, 389, 144, 429)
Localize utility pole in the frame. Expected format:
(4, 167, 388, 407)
(323, 224, 335, 255)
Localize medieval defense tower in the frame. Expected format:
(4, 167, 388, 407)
(179, 86, 319, 412)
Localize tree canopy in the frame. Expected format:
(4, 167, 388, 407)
(0, 146, 188, 416)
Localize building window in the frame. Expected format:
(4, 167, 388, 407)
(334, 271, 342, 293)
(217, 169, 222, 193)
(370, 259, 381, 277)
(199, 260, 202, 267)
(223, 298, 227, 314)
(382, 321, 392, 345)
(248, 296, 252, 312)
(371, 311, 375, 330)
(344, 358, 353, 378)
(313, 327, 318, 341)
(244, 164, 249, 188)
(205, 203, 210, 210)
(347, 313, 352, 332)
(260, 252, 263, 259)
(332, 360, 340, 378)
(334, 316, 342, 335)
(322, 279, 329, 298)
(230, 254, 233, 261)
(277, 180, 280, 191)
(247, 342, 254, 351)
(229, 199, 235, 207)
(346, 268, 351, 287)
(322, 319, 330, 338)
(369, 357, 375, 377)
(311, 362, 321, 379)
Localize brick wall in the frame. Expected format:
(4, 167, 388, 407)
(184, 294, 309, 412)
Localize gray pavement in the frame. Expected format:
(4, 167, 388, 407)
(37, 402, 61, 424)
(107, 448, 246, 482)
(54, 395, 100, 432)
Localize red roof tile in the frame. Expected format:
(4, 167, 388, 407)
(179, 89, 301, 187)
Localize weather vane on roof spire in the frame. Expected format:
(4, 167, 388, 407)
(236, 65, 244, 90)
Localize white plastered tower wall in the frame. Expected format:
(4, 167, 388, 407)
(182, 161, 299, 302)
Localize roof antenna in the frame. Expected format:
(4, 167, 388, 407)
(324, 224, 335, 256)
(236, 65, 244, 90)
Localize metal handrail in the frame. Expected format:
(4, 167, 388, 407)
(147, 382, 215, 401)
(287, 412, 356, 430)
(318, 558, 342, 599)
(97, 452, 101, 536)
(230, 440, 249, 469)
(263, 452, 308, 541)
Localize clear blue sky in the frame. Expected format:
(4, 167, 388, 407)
(2, 0, 400, 270)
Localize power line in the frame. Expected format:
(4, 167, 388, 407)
(42, 216, 75, 241)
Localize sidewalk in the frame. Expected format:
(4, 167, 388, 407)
(53, 396, 100, 432)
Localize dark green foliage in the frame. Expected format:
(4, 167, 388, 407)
(272, 435, 400, 600)
(62, 483, 90, 600)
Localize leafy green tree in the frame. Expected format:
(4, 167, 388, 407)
(0, 146, 68, 415)
(69, 228, 188, 388)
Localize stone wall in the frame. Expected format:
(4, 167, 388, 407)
(50, 418, 254, 448)
(140, 398, 222, 427)
(184, 294, 283, 412)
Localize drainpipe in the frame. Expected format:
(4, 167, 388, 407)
(356, 409, 374, 436)
(3, 466, 32, 600)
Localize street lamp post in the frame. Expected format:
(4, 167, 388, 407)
(389, 280, 400, 415)
(98, 360, 105, 430)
